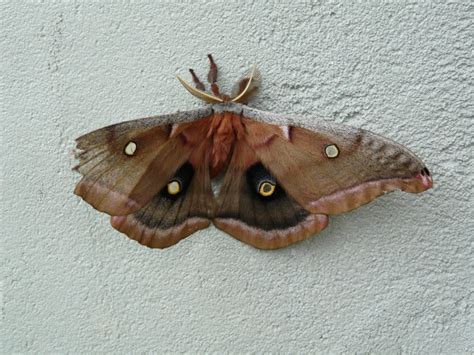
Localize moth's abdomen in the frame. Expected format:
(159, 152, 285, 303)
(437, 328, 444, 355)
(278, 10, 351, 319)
(208, 112, 245, 176)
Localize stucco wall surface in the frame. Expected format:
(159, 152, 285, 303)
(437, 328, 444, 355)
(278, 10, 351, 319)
(2, 1, 472, 353)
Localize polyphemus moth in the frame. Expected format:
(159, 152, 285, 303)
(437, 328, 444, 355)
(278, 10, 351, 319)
(74, 55, 433, 249)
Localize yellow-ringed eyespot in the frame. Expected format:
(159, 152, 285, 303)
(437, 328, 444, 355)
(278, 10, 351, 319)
(258, 181, 276, 197)
(324, 144, 339, 158)
(167, 180, 181, 195)
(124, 141, 137, 156)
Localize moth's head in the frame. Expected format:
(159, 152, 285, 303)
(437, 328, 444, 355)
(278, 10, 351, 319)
(176, 54, 261, 105)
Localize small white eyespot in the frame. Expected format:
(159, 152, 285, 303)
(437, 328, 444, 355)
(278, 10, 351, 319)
(124, 141, 137, 156)
(325, 144, 339, 158)
(167, 181, 181, 195)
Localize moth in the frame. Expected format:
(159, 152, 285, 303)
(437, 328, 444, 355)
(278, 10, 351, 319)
(74, 55, 433, 249)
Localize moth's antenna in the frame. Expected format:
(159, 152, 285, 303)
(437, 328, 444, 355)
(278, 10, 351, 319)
(231, 65, 260, 103)
(176, 75, 224, 104)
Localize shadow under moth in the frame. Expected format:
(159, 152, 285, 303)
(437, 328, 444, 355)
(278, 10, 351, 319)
(74, 55, 433, 249)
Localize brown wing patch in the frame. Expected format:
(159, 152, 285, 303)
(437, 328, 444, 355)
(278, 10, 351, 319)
(110, 143, 215, 248)
(214, 141, 328, 249)
(243, 119, 432, 215)
(74, 115, 212, 216)
(214, 214, 328, 250)
(111, 215, 210, 249)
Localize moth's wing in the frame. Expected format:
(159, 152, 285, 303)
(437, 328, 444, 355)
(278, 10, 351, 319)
(110, 139, 215, 248)
(242, 114, 433, 215)
(74, 108, 212, 216)
(214, 140, 328, 250)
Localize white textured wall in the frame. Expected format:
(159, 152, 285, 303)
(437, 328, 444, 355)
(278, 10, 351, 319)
(2, 1, 472, 353)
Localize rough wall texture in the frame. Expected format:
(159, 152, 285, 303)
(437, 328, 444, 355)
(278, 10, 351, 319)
(2, 1, 472, 353)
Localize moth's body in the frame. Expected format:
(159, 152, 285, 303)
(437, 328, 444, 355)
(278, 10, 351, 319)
(74, 56, 433, 249)
(195, 111, 244, 176)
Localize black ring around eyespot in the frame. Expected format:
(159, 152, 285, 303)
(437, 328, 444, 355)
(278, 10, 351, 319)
(160, 162, 194, 199)
(246, 163, 283, 201)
